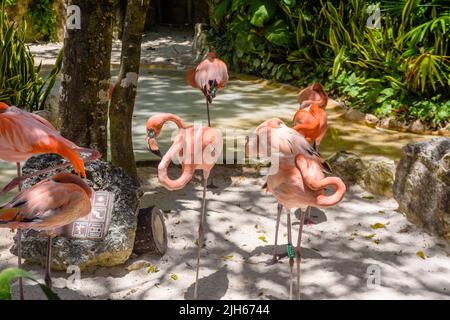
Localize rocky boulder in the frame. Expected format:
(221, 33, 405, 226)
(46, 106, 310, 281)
(363, 157, 396, 197)
(364, 114, 379, 127)
(394, 138, 450, 242)
(343, 108, 365, 122)
(327, 151, 365, 185)
(11, 154, 143, 270)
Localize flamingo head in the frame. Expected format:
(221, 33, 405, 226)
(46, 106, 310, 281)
(146, 117, 164, 158)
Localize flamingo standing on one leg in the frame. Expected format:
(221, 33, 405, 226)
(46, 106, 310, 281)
(0, 101, 100, 298)
(186, 52, 228, 127)
(0, 172, 93, 289)
(145, 113, 222, 300)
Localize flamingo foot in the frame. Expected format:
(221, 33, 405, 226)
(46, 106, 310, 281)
(304, 218, 316, 225)
(264, 256, 280, 266)
(206, 178, 218, 189)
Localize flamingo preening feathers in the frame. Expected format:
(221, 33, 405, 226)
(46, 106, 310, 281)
(293, 83, 329, 151)
(187, 52, 228, 127)
(247, 117, 346, 300)
(0, 172, 93, 289)
(0, 102, 100, 192)
(0, 101, 99, 298)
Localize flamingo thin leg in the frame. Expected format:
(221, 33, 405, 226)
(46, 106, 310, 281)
(194, 176, 208, 299)
(45, 235, 53, 288)
(266, 203, 282, 266)
(286, 209, 294, 300)
(296, 208, 307, 300)
(16, 162, 24, 300)
(205, 97, 211, 127)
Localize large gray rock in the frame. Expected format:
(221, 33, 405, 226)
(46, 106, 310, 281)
(364, 114, 379, 127)
(394, 138, 450, 242)
(11, 154, 143, 270)
(343, 108, 365, 122)
(327, 151, 365, 185)
(363, 157, 396, 197)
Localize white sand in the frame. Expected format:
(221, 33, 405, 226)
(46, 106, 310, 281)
(1, 28, 447, 300)
(1, 165, 449, 300)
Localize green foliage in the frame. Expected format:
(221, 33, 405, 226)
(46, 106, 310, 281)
(28, 0, 57, 42)
(208, 0, 450, 129)
(0, 1, 62, 112)
(0, 267, 60, 300)
(4, 0, 57, 41)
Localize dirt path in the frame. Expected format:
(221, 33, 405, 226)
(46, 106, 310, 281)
(29, 26, 195, 68)
(1, 166, 448, 300)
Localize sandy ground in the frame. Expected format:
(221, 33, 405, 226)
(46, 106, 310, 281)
(29, 26, 195, 68)
(1, 28, 448, 300)
(0, 165, 449, 300)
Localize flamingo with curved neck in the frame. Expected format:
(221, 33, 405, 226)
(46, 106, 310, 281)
(293, 83, 329, 150)
(146, 113, 222, 299)
(0, 101, 100, 299)
(266, 155, 345, 300)
(0, 172, 93, 289)
(246, 117, 344, 300)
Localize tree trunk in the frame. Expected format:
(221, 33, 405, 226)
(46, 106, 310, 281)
(109, 0, 150, 181)
(59, 0, 114, 158)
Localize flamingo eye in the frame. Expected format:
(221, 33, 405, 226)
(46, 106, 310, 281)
(147, 129, 156, 138)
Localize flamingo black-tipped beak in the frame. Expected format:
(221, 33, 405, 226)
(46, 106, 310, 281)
(151, 149, 162, 158)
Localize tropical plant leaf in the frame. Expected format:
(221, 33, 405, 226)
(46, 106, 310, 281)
(0, 267, 60, 300)
(249, 0, 276, 27)
(264, 20, 290, 47)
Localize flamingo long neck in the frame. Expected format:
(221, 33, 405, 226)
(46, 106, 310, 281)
(295, 155, 346, 207)
(293, 105, 321, 134)
(161, 114, 186, 130)
(157, 137, 195, 191)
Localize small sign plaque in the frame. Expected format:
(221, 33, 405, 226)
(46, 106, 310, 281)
(60, 191, 115, 240)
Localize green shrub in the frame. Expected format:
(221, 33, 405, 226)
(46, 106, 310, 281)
(208, 0, 450, 129)
(0, 0, 62, 112)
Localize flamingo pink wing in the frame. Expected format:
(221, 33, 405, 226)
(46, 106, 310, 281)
(1, 179, 89, 228)
(194, 59, 229, 90)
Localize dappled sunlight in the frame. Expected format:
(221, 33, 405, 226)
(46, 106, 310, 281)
(132, 69, 434, 164)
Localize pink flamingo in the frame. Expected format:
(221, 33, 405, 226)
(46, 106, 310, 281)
(267, 155, 345, 299)
(146, 113, 222, 299)
(246, 118, 345, 299)
(292, 83, 330, 225)
(0, 172, 93, 289)
(0, 102, 100, 192)
(292, 83, 329, 151)
(187, 52, 228, 127)
(0, 101, 99, 298)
